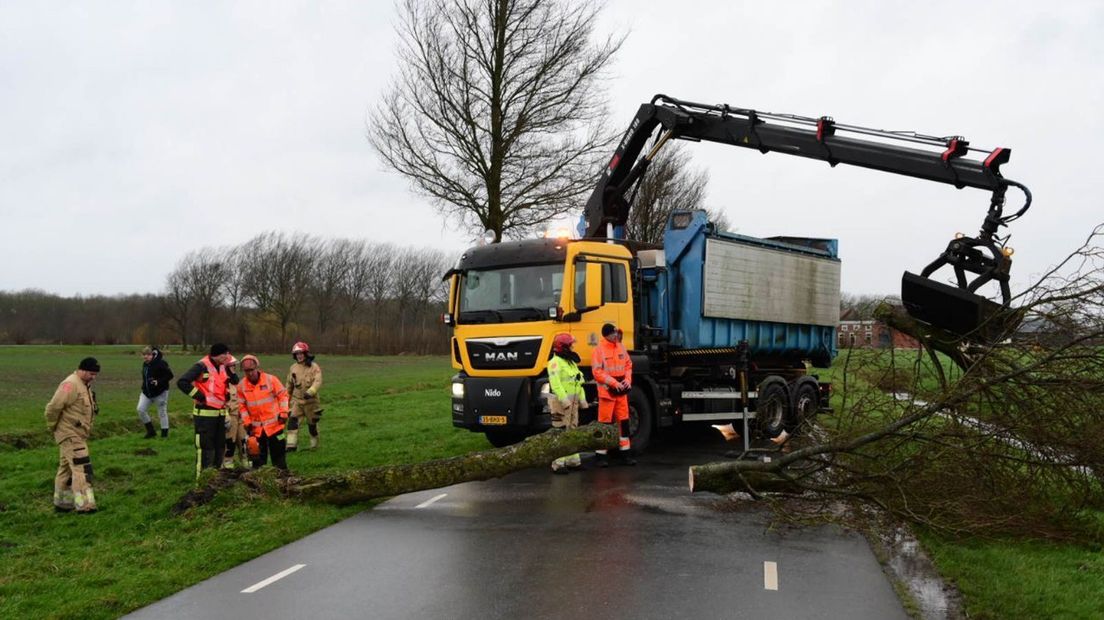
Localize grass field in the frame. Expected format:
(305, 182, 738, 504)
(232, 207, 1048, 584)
(2, 346, 1102, 618)
(0, 345, 485, 619)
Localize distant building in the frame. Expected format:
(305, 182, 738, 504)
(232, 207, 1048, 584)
(837, 308, 920, 349)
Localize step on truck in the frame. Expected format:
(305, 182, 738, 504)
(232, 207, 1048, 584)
(444, 95, 1032, 449)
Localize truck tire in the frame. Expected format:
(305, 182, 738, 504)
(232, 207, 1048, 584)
(628, 388, 654, 452)
(758, 381, 789, 439)
(790, 381, 819, 434)
(485, 430, 527, 448)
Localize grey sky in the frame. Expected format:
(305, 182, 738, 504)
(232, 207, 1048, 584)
(1, 1, 1100, 298)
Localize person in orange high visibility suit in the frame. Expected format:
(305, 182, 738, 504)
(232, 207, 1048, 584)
(236, 355, 290, 471)
(591, 322, 636, 467)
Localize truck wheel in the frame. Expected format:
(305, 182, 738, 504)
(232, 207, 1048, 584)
(485, 430, 526, 448)
(628, 388, 654, 452)
(790, 382, 819, 434)
(758, 381, 789, 438)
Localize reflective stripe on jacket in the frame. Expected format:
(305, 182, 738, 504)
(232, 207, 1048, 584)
(591, 338, 632, 400)
(237, 372, 289, 437)
(193, 356, 229, 410)
(548, 355, 586, 402)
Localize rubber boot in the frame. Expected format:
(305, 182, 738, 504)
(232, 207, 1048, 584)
(596, 451, 609, 468)
(161, 428, 169, 438)
(143, 422, 156, 439)
(309, 424, 319, 450)
(286, 429, 298, 452)
(310, 435, 319, 450)
(618, 451, 637, 466)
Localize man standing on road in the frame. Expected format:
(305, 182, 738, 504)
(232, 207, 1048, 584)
(591, 322, 636, 467)
(45, 357, 101, 513)
(177, 343, 239, 478)
(137, 346, 173, 438)
(286, 341, 323, 452)
(236, 355, 290, 471)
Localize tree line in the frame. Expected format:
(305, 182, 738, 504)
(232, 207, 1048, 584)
(0, 232, 454, 354)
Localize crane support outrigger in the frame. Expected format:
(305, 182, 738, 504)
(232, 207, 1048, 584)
(583, 95, 1032, 341)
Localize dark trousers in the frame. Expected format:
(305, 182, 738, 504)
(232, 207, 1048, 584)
(193, 415, 226, 477)
(252, 432, 288, 471)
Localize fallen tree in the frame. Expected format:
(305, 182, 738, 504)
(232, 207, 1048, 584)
(173, 423, 617, 514)
(689, 224, 1104, 542)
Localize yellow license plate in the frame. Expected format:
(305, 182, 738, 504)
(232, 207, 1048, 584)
(479, 415, 507, 425)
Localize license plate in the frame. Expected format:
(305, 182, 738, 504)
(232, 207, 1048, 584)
(479, 415, 507, 425)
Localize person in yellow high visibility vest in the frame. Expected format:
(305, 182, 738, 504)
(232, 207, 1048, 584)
(547, 333, 591, 474)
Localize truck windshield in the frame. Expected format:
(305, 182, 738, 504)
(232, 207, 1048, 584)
(458, 264, 564, 324)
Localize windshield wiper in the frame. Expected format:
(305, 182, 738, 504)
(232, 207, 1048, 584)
(458, 309, 505, 324)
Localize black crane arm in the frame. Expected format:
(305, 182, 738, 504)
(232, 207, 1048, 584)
(582, 95, 1020, 238)
(581, 95, 1034, 342)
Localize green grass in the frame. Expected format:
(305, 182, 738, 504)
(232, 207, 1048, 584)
(0, 346, 485, 619)
(920, 534, 1104, 619)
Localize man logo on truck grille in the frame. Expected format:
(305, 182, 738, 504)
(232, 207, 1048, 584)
(484, 352, 518, 362)
(485, 388, 502, 397)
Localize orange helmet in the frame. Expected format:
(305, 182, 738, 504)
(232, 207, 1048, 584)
(291, 341, 310, 355)
(552, 333, 576, 354)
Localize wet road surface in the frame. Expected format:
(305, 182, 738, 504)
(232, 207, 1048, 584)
(126, 436, 907, 619)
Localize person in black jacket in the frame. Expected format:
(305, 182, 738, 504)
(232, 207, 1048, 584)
(137, 346, 174, 438)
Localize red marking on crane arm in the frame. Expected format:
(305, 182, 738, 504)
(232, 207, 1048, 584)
(941, 139, 959, 162)
(608, 153, 621, 171)
(984, 147, 1005, 168)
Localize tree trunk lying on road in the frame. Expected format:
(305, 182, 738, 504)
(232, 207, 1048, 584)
(172, 423, 618, 514)
(688, 461, 806, 496)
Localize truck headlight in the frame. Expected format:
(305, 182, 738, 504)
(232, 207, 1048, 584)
(452, 382, 464, 398)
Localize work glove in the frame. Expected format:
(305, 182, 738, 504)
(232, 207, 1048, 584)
(304, 391, 316, 400)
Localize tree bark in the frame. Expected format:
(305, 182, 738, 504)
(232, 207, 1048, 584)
(688, 462, 805, 495)
(172, 423, 618, 514)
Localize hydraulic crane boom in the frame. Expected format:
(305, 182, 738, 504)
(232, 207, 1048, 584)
(583, 95, 1033, 342)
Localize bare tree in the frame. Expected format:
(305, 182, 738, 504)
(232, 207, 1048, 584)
(369, 0, 625, 241)
(623, 144, 730, 244)
(222, 245, 251, 349)
(312, 239, 354, 337)
(183, 249, 230, 349)
(243, 232, 316, 346)
(162, 261, 194, 349)
(364, 243, 396, 349)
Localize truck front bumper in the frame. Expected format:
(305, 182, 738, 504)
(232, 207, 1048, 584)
(451, 373, 551, 432)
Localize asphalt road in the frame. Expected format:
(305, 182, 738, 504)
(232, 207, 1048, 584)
(126, 435, 908, 619)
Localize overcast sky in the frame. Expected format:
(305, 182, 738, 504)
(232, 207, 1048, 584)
(1, 1, 1101, 298)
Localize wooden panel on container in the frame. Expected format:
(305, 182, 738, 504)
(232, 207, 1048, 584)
(703, 238, 840, 327)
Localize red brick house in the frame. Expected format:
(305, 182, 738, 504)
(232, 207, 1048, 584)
(837, 308, 920, 349)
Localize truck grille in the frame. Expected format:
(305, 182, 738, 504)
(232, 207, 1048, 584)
(465, 336, 543, 370)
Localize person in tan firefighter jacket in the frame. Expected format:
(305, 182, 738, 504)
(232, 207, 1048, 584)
(177, 343, 239, 478)
(286, 341, 323, 451)
(45, 357, 101, 513)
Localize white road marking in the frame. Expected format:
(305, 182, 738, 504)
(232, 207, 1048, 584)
(416, 493, 448, 509)
(241, 564, 306, 593)
(763, 561, 779, 591)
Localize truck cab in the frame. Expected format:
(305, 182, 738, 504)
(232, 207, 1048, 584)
(446, 237, 634, 447)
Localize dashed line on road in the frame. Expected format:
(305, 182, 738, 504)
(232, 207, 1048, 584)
(763, 561, 778, 591)
(416, 493, 448, 509)
(241, 564, 306, 594)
